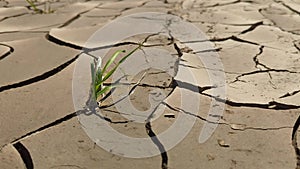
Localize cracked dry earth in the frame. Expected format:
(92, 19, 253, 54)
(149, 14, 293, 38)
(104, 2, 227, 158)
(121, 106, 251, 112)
(1, 0, 300, 169)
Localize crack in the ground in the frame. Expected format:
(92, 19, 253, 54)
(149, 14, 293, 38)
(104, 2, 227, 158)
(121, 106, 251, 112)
(170, 34, 300, 110)
(58, 3, 103, 28)
(175, 80, 217, 93)
(253, 46, 270, 70)
(178, 61, 240, 74)
(0, 12, 28, 22)
(258, 7, 300, 36)
(294, 40, 300, 52)
(46, 31, 172, 52)
(292, 114, 300, 169)
(176, 79, 300, 110)
(231, 44, 299, 84)
(0, 53, 79, 93)
(194, 47, 222, 53)
(182, 35, 260, 46)
(145, 121, 168, 169)
(0, 20, 68, 34)
(229, 35, 260, 45)
(99, 72, 148, 109)
(13, 142, 34, 169)
(11, 105, 134, 145)
(99, 1, 149, 21)
(46, 33, 83, 50)
(232, 126, 291, 131)
(87, 76, 170, 169)
(199, 0, 254, 8)
(0, 30, 49, 35)
(204, 91, 300, 110)
(11, 112, 77, 144)
(201, 23, 300, 51)
(163, 101, 291, 132)
(145, 102, 169, 169)
(240, 21, 264, 34)
(275, 0, 300, 15)
(0, 43, 14, 60)
(82, 107, 134, 124)
(162, 101, 224, 124)
(231, 69, 296, 83)
(103, 82, 174, 90)
(279, 90, 300, 99)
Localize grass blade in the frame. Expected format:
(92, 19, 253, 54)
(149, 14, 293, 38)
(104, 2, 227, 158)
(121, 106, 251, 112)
(102, 65, 118, 83)
(102, 45, 142, 82)
(95, 59, 103, 85)
(119, 44, 141, 64)
(90, 62, 96, 98)
(25, 0, 40, 12)
(90, 62, 95, 84)
(95, 81, 102, 94)
(96, 85, 116, 98)
(102, 50, 125, 74)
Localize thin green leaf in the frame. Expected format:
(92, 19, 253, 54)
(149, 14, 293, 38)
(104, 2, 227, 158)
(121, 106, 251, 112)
(95, 81, 102, 94)
(102, 45, 142, 82)
(92, 43, 143, 101)
(95, 69, 103, 85)
(119, 44, 141, 64)
(90, 62, 97, 98)
(102, 65, 118, 83)
(102, 50, 125, 74)
(90, 62, 95, 84)
(25, 0, 40, 12)
(95, 58, 103, 84)
(96, 85, 115, 98)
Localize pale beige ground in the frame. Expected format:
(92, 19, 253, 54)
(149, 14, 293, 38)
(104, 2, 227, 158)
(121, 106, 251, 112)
(0, 0, 300, 169)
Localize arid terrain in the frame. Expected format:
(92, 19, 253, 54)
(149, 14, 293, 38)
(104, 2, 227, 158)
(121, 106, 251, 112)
(1, 0, 300, 169)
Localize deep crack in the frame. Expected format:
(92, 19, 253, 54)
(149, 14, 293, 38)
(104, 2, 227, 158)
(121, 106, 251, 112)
(0, 53, 79, 93)
(292, 115, 300, 169)
(145, 121, 168, 169)
(240, 21, 264, 34)
(0, 43, 14, 60)
(279, 90, 300, 99)
(176, 80, 300, 110)
(11, 112, 77, 144)
(231, 69, 297, 84)
(0, 13, 28, 22)
(163, 101, 292, 131)
(58, 3, 102, 28)
(230, 43, 300, 84)
(46, 33, 83, 50)
(253, 46, 270, 70)
(13, 142, 34, 169)
(294, 40, 300, 52)
(183, 35, 260, 46)
(276, 1, 300, 15)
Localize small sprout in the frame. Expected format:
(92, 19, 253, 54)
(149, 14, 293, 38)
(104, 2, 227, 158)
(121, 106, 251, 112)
(26, 0, 40, 13)
(25, 0, 54, 14)
(91, 44, 142, 104)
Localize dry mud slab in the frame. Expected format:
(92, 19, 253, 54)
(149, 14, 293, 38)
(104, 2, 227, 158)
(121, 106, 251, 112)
(0, 0, 300, 169)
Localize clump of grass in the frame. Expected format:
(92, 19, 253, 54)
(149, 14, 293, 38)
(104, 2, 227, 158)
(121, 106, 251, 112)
(25, 0, 54, 14)
(90, 44, 142, 102)
(25, 0, 40, 12)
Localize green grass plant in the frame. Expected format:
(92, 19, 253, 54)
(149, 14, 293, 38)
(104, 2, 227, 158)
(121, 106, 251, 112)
(25, 0, 53, 13)
(90, 44, 142, 102)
